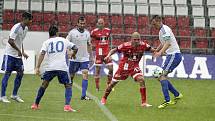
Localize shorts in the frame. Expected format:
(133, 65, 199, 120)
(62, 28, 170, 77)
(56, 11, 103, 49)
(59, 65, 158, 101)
(41, 70, 72, 84)
(69, 61, 89, 74)
(95, 55, 112, 66)
(1, 55, 24, 72)
(162, 53, 182, 74)
(113, 64, 143, 82)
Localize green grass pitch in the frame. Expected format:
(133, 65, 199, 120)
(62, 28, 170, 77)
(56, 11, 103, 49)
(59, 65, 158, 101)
(0, 74, 215, 121)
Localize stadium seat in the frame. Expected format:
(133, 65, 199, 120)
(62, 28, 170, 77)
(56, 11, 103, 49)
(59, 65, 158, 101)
(195, 39, 208, 48)
(180, 39, 191, 48)
(30, 24, 43, 31)
(43, 12, 56, 23)
(138, 27, 150, 35)
(151, 28, 159, 35)
(152, 39, 160, 47)
(124, 27, 136, 34)
(111, 14, 123, 27)
(177, 16, 189, 28)
(2, 23, 13, 30)
(3, 9, 14, 22)
(32, 11, 43, 23)
(111, 27, 123, 34)
(194, 28, 207, 37)
(112, 38, 123, 46)
(164, 16, 177, 28)
(124, 15, 136, 27)
(211, 28, 215, 37)
(178, 28, 191, 36)
(15, 10, 24, 23)
(137, 15, 148, 27)
(58, 24, 70, 32)
(57, 12, 70, 24)
(70, 13, 81, 26)
(85, 14, 97, 26)
(43, 23, 51, 31)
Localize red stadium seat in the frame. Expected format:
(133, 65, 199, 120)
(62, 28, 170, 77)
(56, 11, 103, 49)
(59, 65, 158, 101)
(138, 27, 150, 35)
(177, 16, 189, 28)
(180, 39, 191, 48)
(43, 12, 56, 23)
(112, 38, 123, 46)
(124, 27, 136, 34)
(137, 16, 148, 27)
(211, 28, 215, 37)
(194, 28, 207, 37)
(85, 14, 97, 26)
(111, 14, 123, 26)
(164, 16, 177, 28)
(3, 9, 14, 22)
(151, 28, 159, 35)
(178, 28, 191, 36)
(15, 10, 24, 23)
(111, 27, 123, 34)
(124, 15, 136, 27)
(195, 39, 208, 48)
(2, 23, 13, 30)
(30, 24, 43, 31)
(43, 23, 51, 31)
(58, 24, 70, 32)
(32, 11, 43, 23)
(57, 12, 70, 24)
(71, 13, 81, 26)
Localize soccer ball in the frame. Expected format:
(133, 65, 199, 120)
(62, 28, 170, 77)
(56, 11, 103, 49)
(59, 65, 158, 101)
(152, 67, 163, 78)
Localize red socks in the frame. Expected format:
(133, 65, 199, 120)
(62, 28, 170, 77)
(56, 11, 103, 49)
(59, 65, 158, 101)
(140, 87, 146, 104)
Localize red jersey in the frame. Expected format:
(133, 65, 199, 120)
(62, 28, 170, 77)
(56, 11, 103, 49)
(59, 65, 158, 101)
(117, 41, 151, 70)
(91, 27, 111, 56)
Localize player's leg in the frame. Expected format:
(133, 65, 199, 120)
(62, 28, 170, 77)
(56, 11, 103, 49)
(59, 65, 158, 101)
(106, 63, 113, 87)
(1, 55, 13, 103)
(31, 71, 54, 110)
(94, 65, 101, 91)
(11, 58, 24, 102)
(69, 61, 79, 81)
(81, 68, 90, 100)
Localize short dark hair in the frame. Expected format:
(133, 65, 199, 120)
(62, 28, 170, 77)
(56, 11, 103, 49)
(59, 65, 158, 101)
(151, 15, 162, 21)
(49, 25, 58, 37)
(22, 11, 33, 20)
(78, 16, 85, 23)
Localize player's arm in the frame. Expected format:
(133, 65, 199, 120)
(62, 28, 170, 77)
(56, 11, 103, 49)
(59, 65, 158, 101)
(21, 44, 29, 59)
(154, 36, 171, 58)
(87, 39, 94, 62)
(8, 38, 22, 57)
(69, 43, 78, 59)
(104, 48, 117, 61)
(155, 44, 163, 52)
(35, 50, 45, 75)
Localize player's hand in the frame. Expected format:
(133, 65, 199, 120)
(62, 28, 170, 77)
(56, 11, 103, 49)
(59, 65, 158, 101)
(71, 54, 76, 59)
(104, 56, 109, 61)
(35, 67, 40, 76)
(22, 52, 29, 59)
(153, 52, 161, 58)
(18, 51, 22, 57)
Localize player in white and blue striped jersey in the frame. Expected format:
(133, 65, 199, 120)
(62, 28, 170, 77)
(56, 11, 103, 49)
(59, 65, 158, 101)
(151, 15, 183, 109)
(0, 12, 33, 103)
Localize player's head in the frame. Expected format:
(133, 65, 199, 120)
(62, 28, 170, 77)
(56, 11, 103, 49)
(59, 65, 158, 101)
(22, 11, 33, 26)
(131, 32, 141, 46)
(97, 18, 104, 29)
(77, 16, 86, 32)
(151, 15, 162, 29)
(49, 25, 59, 37)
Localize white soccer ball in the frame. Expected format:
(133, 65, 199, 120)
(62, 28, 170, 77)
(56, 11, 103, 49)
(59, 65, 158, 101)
(152, 67, 163, 78)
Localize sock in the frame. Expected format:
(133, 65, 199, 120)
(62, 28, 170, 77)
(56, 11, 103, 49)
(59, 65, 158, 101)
(12, 72, 23, 96)
(140, 87, 146, 104)
(160, 80, 170, 102)
(81, 79, 88, 97)
(167, 80, 179, 97)
(65, 87, 72, 105)
(106, 74, 112, 86)
(103, 81, 117, 99)
(95, 77, 100, 89)
(35, 86, 46, 104)
(1, 72, 11, 97)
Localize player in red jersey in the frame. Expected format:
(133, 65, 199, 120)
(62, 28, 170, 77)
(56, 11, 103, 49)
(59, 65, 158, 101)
(100, 32, 155, 107)
(91, 18, 113, 91)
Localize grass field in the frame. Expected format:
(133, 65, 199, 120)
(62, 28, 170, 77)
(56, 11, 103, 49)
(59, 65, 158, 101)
(0, 74, 215, 121)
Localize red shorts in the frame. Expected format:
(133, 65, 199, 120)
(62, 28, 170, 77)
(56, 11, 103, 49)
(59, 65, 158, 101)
(113, 63, 143, 81)
(95, 55, 112, 66)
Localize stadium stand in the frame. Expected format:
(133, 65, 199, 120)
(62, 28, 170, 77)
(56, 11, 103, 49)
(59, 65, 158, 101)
(1, 0, 215, 54)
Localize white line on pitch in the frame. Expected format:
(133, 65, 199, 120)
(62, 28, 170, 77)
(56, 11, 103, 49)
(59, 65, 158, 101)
(73, 82, 118, 121)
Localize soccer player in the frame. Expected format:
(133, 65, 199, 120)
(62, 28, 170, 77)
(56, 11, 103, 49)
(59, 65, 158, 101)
(151, 15, 183, 109)
(31, 25, 78, 112)
(0, 12, 33, 103)
(66, 16, 93, 100)
(101, 32, 155, 107)
(91, 18, 113, 91)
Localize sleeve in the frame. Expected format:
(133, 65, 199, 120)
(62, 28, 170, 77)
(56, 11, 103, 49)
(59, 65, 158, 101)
(117, 43, 124, 53)
(40, 41, 48, 53)
(9, 25, 18, 40)
(66, 31, 72, 42)
(87, 32, 92, 44)
(67, 41, 76, 49)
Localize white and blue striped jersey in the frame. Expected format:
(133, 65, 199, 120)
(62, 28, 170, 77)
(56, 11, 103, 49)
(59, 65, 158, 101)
(159, 25, 180, 54)
(5, 23, 28, 58)
(66, 28, 91, 62)
(40, 37, 76, 71)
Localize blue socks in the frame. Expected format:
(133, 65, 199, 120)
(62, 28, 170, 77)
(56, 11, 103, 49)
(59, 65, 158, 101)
(1, 72, 11, 96)
(65, 87, 72, 105)
(81, 79, 88, 97)
(160, 80, 170, 102)
(160, 80, 180, 102)
(35, 86, 46, 104)
(12, 72, 23, 96)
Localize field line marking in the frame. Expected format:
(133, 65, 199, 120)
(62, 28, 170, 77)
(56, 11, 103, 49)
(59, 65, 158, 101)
(73, 82, 118, 121)
(0, 113, 92, 121)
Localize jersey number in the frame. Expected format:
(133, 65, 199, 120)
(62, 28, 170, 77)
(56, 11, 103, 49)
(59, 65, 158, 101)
(48, 41, 64, 54)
